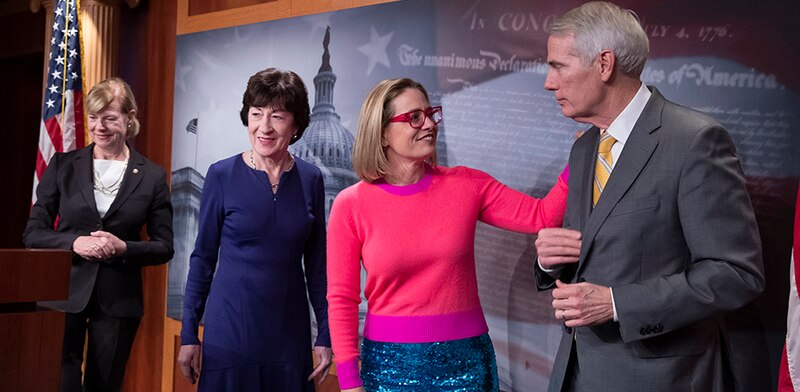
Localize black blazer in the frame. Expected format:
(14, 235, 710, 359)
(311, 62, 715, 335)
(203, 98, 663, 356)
(24, 143, 174, 318)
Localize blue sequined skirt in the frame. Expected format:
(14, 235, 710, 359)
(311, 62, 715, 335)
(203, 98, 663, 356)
(361, 333, 499, 391)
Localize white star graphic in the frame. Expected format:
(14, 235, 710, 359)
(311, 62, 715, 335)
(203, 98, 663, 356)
(67, 27, 77, 37)
(58, 41, 67, 51)
(53, 21, 59, 31)
(71, 72, 78, 80)
(52, 70, 61, 80)
(357, 27, 394, 76)
(55, 56, 64, 65)
(69, 49, 77, 57)
(51, 37, 56, 45)
(55, 7, 63, 17)
(46, 99, 55, 108)
(49, 85, 58, 94)
(67, 13, 73, 22)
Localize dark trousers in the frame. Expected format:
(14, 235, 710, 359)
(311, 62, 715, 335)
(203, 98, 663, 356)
(60, 292, 140, 392)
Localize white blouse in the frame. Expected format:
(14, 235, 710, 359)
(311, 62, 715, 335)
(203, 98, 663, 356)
(93, 159, 128, 218)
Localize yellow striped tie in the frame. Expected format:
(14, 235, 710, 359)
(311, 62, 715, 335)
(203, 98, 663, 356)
(593, 131, 617, 206)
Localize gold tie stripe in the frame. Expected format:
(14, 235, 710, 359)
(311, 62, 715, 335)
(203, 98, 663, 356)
(593, 131, 617, 206)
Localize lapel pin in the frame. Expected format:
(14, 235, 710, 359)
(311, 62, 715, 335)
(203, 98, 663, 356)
(133, 168, 139, 175)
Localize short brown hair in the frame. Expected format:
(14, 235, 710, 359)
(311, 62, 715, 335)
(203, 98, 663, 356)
(239, 68, 310, 145)
(353, 78, 438, 183)
(85, 77, 140, 138)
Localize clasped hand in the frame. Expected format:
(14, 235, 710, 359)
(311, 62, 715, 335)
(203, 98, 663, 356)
(72, 231, 127, 261)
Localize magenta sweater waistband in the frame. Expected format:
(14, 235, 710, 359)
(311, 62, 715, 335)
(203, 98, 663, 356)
(363, 306, 489, 343)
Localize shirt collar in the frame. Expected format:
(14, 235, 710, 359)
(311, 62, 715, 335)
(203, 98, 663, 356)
(605, 83, 651, 144)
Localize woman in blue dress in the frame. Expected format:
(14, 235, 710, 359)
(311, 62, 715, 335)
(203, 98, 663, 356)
(178, 68, 331, 391)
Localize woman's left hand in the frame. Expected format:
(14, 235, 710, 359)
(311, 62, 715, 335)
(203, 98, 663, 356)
(307, 346, 332, 383)
(91, 231, 128, 257)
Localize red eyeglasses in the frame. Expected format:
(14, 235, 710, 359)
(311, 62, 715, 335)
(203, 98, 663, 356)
(389, 106, 443, 129)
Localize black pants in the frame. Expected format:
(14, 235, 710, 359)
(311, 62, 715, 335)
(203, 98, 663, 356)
(60, 291, 140, 392)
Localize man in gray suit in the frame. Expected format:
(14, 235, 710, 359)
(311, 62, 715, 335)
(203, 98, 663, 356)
(533, 2, 764, 391)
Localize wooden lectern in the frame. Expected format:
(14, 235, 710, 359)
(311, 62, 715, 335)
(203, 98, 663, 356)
(0, 249, 71, 391)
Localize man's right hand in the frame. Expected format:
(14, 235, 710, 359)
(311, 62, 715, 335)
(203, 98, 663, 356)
(178, 344, 202, 384)
(536, 228, 582, 270)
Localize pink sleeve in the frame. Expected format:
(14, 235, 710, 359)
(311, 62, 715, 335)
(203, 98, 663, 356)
(477, 167, 568, 233)
(326, 194, 364, 389)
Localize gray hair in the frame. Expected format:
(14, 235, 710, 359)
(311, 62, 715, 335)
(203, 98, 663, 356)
(548, 1, 649, 77)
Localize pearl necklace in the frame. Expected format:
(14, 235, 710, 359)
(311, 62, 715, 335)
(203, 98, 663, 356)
(249, 149, 294, 191)
(93, 149, 129, 197)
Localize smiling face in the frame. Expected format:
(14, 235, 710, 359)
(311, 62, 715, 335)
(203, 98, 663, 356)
(88, 99, 131, 153)
(382, 88, 438, 166)
(544, 34, 606, 124)
(248, 105, 297, 160)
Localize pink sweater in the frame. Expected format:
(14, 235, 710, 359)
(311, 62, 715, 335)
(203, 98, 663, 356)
(326, 165, 568, 388)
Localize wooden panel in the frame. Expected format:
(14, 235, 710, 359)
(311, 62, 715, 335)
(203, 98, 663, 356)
(177, 0, 289, 35)
(289, 0, 396, 18)
(188, 0, 272, 16)
(176, 0, 397, 35)
(317, 373, 341, 392)
(162, 317, 184, 391)
(0, 250, 71, 303)
(0, 310, 65, 392)
(119, 0, 177, 390)
(0, 4, 44, 57)
(0, 8, 44, 250)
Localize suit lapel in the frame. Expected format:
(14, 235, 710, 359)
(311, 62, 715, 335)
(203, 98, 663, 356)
(104, 145, 145, 220)
(74, 145, 100, 218)
(576, 89, 665, 274)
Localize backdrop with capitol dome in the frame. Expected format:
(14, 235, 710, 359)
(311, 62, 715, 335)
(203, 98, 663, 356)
(167, 0, 799, 390)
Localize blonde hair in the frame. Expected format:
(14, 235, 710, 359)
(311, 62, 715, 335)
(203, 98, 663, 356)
(353, 78, 438, 183)
(85, 77, 140, 138)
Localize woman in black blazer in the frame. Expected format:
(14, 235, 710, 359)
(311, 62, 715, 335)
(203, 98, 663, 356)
(24, 77, 174, 392)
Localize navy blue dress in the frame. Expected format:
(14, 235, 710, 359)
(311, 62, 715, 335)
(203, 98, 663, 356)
(181, 154, 330, 392)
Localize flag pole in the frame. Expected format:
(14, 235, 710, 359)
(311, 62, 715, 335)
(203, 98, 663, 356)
(58, 0, 71, 126)
(75, 0, 87, 146)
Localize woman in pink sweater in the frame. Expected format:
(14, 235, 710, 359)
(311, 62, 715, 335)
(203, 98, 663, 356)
(327, 78, 569, 391)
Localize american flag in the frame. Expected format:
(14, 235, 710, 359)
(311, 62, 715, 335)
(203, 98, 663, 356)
(32, 0, 85, 203)
(778, 185, 800, 391)
(186, 118, 198, 134)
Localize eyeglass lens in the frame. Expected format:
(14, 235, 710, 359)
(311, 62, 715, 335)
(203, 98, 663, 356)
(409, 108, 442, 127)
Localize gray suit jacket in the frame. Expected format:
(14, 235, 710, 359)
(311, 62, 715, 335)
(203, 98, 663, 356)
(535, 88, 764, 391)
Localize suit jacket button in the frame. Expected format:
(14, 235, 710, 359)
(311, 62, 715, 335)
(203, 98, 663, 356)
(640, 327, 647, 335)
(655, 325, 663, 333)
